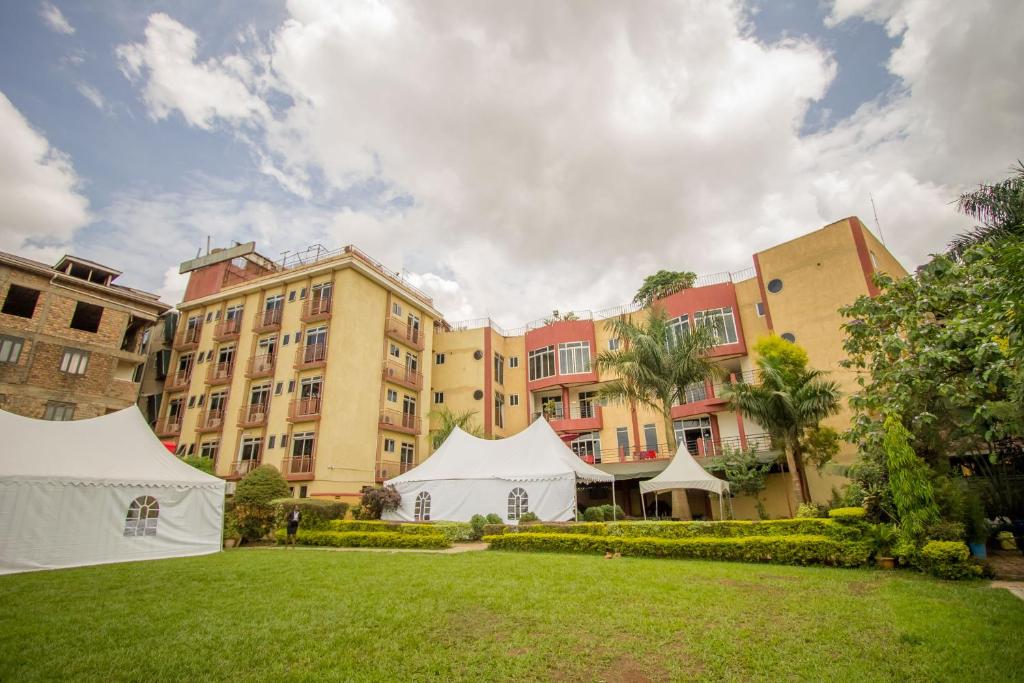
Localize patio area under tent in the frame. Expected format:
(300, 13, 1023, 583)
(638, 444, 732, 520)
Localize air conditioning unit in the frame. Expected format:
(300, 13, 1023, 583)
(224, 481, 237, 495)
(381, 414, 394, 425)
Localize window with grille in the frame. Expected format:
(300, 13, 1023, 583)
(507, 487, 529, 521)
(558, 341, 591, 375)
(528, 346, 555, 381)
(124, 496, 159, 536)
(414, 491, 431, 521)
(60, 348, 89, 375)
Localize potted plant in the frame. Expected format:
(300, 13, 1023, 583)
(870, 524, 898, 569)
(964, 493, 991, 559)
(223, 514, 240, 549)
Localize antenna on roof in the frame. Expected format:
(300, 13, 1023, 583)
(206, 236, 211, 256)
(870, 193, 886, 245)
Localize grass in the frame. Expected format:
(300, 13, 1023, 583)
(1, 549, 1022, 682)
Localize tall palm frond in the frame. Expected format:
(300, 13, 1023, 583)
(949, 161, 1024, 259)
(428, 407, 483, 450)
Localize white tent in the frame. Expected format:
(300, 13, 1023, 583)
(639, 444, 731, 520)
(383, 418, 614, 523)
(0, 407, 225, 575)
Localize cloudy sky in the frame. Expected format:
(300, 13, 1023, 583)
(1, 1, 1021, 323)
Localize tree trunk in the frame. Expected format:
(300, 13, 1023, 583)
(792, 441, 812, 503)
(662, 409, 691, 520)
(783, 441, 805, 509)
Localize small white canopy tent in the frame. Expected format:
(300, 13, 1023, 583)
(0, 407, 224, 575)
(639, 444, 731, 520)
(383, 418, 614, 523)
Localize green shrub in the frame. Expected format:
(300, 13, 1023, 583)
(917, 540, 982, 580)
(324, 519, 473, 542)
(483, 524, 510, 536)
(924, 520, 966, 542)
(604, 519, 868, 542)
(181, 456, 215, 475)
(425, 522, 475, 542)
(470, 514, 488, 540)
(828, 507, 866, 519)
(275, 529, 450, 549)
(272, 499, 349, 531)
(518, 522, 607, 535)
(485, 532, 871, 567)
(797, 502, 828, 518)
(583, 507, 605, 522)
(234, 465, 289, 505)
(485, 513, 503, 525)
(356, 485, 401, 519)
(233, 503, 277, 542)
(518, 512, 540, 524)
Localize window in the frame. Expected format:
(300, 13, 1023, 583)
(275, 382, 283, 396)
(755, 302, 765, 317)
(870, 251, 879, 268)
(558, 341, 591, 375)
(281, 434, 289, 449)
(292, 431, 315, 457)
(43, 401, 75, 421)
(680, 381, 707, 404)
(208, 391, 227, 412)
(578, 391, 597, 418)
(400, 442, 414, 469)
(386, 388, 398, 402)
(509, 356, 519, 369)
(570, 432, 601, 462)
(390, 344, 400, 358)
(509, 394, 519, 407)
(528, 346, 555, 381)
(312, 282, 331, 302)
(435, 352, 445, 365)
(668, 315, 689, 346)
(239, 436, 262, 462)
(300, 288, 307, 299)
(695, 307, 738, 345)
(494, 391, 505, 428)
(299, 485, 308, 498)
(217, 344, 235, 367)
(392, 302, 402, 316)
(288, 290, 296, 302)
(268, 435, 276, 449)
(196, 351, 206, 363)
(608, 338, 620, 351)
(205, 312, 213, 323)
(673, 417, 712, 457)
(257, 335, 277, 357)
(69, 301, 103, 333)
(199, 440, 219, 459)
(383, 438, 396, 453)
(433, 391, 444, 404)
(414, 491, 431, 521)
(188, 396, 196, 408)
(0, 335, 24, 364)
(507, 487, 529, 521)
(288, 379, 296, 393)
(406, 352, 419, 374)
(2, 284, 40, 318)
(282, 334, 290, 345)
(616, 427, 630, 458)
(124, 496, 159, 537)
(767, 278, 783, 294)
(187, 443, 196, 456)
(494, 353, 504, 385)
(60, 348, 89, 375)
(643, 423, 658, 452)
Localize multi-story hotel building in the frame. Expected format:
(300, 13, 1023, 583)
(0, 251, 169, 420)
(159, 217, 905, 516)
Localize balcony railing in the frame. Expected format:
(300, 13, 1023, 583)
(533, 401, 602, 421)
(154, 416, 183, 437)
(385, 318, 424, 351)
(252, 308, 282, 333)
(281, 455, 316, 480)
(381, 360, 423, 390)
(172, 324, 202, 351)
(376, 459, 414, 482)
(301, 297, 332, 322)
(288, 396, 322, 422)
(206, 360, 234, 385)
(165, 369, 192, 391)
(238, 402, 269, 427)
(246, 353, 276, 379)
(574, 433, 777, 465)
(228, 458, 262, 480)
(213, 317, 242, 341)
(378, 409, 420, 435)
(195, 409, 226, 433)
(295, 343, 327, 369)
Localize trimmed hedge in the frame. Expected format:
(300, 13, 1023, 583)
(272, 499, 349, 531)
(917, 540, 982, 580)
(275, 529, 450, 549)
(828, 507, 867, 519)
(325, 520, 475, 542)
(485, 532, 872, 567)
(482, 519, 868, 542)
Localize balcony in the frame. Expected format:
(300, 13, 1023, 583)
(165, 369, 192, 392)
(301, 297, 332, 323)
(386, 318, 425, 351)
(195, 409, 226, 434)
(295, 343, 327, 370)
(288, 396, 322, 422)
(206, 360, 234, 386)
(154, 416, 183, 438)
(246, 353, 276, 379)
(213, 317, 243, 342)
(671, 371, 757, 419)
(537, 403, 603, 433)
(227, 458, 262, 480)
(378, 408, 420, 435)
(579, 433, 776, 465)
(252, 308, 282, 333)
(376, 459, 414, 483)
(172, 324, 202, 351)
(238, 402, 269, 428)
(281, 455, 316, 481)
(381, 360, 423, 391)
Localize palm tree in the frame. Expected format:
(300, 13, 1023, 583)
(723, 357, 841, 506)
(596, 307, 722, 458)
(949, 161, 1024, 258)
(428, 407, 484, 451)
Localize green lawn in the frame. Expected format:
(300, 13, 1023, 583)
(1, 549, 1022, 682)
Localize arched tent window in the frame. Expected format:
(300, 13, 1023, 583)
(414, 491, 431, 521)
(124, 496, 159, 536)
(507, 487, 528, 521)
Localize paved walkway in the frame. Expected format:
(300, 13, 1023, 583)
(990, 581, 1024, 602)
(250, 542, 489, 555)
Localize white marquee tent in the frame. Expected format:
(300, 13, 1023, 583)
(0, 407, 225, 575)
(639, 444, 731, 519)
(383, 418, 614, 523)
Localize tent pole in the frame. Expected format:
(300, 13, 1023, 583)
(641, 491, 647, 520)
(611, 479, 617, 521)
(573, 480, 579, 522)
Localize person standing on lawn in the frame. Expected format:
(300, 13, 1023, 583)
(286, 506, 301, 548)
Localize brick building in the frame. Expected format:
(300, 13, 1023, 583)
(0, 251, 170, 420)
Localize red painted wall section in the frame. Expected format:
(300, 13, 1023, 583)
(654, 282, 747, 358)
(752, 253, 774, 334)
(849, 217, 882, 297)
(183, 262, 229, 302)
(525, 319, 598, 391)
(483, 327, 493, 437)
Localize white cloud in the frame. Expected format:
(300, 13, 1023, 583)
(40, 2, 74, 35)
(111, 1, 1023, 320)
(0, 90, 90, 259)
(76, 83, 108, 112)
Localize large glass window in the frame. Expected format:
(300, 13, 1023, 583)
(292, 431, 315, 457)
(570, 432, 602, 462)
(400, 442, 414, 470)
(558, 341, 591, 375)
(60, 348, 89, 375)
(668, 315, 689, 346)
(199, 440, 219, 459)
(494, 353, 504, 385)
(494, 392, 505, 428)
(673, 417, 713, 456)
(695, 307, 738, 345)
(528, 345, 555, 381)
(240, 436, 262, 462)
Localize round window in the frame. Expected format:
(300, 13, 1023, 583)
(781, 333, 796, 343)
(767, 278, 783, 294)
(473, 389, 484, 400)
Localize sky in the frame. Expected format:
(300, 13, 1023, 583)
(0, 0, 1021, 324)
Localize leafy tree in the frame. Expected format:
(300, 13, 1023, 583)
(723, 355, 842, 505)
(708, 446, 774, 519)
(542, 310, 581, 325)
(356, 485, 401, 519)
(883, 416, 940, 544)
(948, 161, 1024, 259)
(800, 426, 841, 470)
(234, 465, 289, 505)
(752, 335, 809, 383)
(181, 455, 214, 475)
(429, 407, 484, 450)
(632, 270, 698, 307)
(596, 307, 722, 456)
